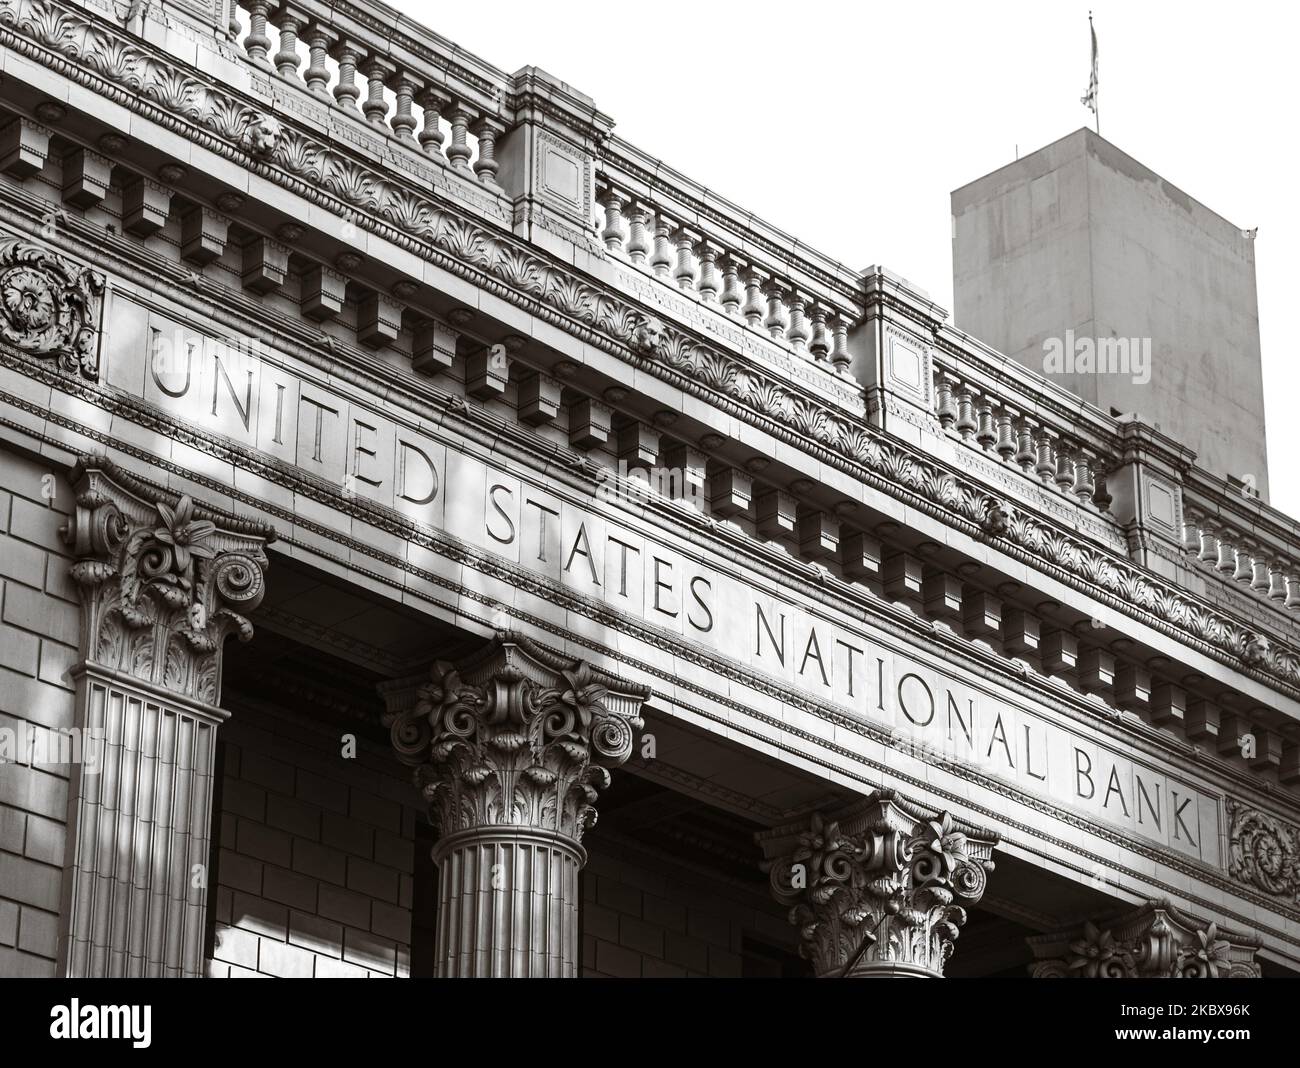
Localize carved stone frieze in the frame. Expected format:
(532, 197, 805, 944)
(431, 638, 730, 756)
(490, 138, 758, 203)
(1226, 797, 1300, 904)
(6, 0, 1300, 701)
(379, 633, 649, 844)
(756, 791, 998, 977)
(0, 235, 103, 378)
(60, 453, 275, 704)
(1027, 899, 1261, 978)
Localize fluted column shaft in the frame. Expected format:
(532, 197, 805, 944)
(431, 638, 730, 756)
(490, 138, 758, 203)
(433, 827, 583, 977)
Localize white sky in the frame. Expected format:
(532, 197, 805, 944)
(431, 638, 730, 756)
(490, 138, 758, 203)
(399, 0, 1299, 520)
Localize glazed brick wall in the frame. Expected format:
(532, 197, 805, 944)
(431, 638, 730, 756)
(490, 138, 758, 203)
(579, 836, 798, 978)
(205, 698, 424, 978)
(0, 445, 80, 978)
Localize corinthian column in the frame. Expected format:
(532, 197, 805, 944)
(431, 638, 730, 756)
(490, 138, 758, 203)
(756, 791, 998, 978)
(380, 636, 649, 977)
(59, 455, 274, 977)
(1027, 899, 1262, 978)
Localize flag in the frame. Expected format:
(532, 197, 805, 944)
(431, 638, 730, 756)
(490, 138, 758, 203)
(1081, 15, 1098, 114)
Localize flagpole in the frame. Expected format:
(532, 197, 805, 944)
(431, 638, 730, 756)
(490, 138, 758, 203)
(1092, 14, 1100, 135)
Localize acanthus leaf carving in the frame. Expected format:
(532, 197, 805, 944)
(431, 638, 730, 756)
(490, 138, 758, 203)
(756, 792, 997, 978)
(0, 235, 103, 378)
(379, 634, 649, 845)
(61, 454, 275, 705)
(1027, 899, 1261, 978)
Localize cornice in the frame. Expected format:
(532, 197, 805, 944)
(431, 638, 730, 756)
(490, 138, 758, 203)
(4, 1, 1300, 700)
(6, 392, 1300, 949)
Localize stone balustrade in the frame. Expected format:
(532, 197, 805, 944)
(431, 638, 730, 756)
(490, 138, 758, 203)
(932, 364, 1116, 516)
(1183, 472, 1300, 621)
(229, 0, 513, 190)
(593, 162, 860, 376)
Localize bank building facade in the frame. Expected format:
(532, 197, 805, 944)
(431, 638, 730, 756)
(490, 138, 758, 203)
(0, 0, 1296, 981)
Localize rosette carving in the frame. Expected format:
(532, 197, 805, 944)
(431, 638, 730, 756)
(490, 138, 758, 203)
(0, 236, 104, 378)
(61, 454, 275, 704)
(380, 635, 649, 843)
(756, 792, 997, 977)
(1028, 899, 1261, 978)
(1226, 797, 1300, 902)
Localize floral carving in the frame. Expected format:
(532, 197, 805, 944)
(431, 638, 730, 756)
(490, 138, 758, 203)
(9, 0, 1300, 700)
(0, 237, 103, 378)
(380, 636, 649, 843)
(1226, 798, 1299, 902)
(1028, 900, 1261, 978)
(757, 792, 997, 978)
(60, 455, 275, 705)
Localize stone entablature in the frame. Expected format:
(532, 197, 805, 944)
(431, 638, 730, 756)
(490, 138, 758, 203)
(2, 0, 1300, 968)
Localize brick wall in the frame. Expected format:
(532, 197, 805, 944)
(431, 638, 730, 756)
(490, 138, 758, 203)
(579, 836, 801, 978)
(206, 697, 424, 978)
(0, 445, 80, 977)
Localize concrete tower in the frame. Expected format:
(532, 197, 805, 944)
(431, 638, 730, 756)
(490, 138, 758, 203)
(951, 128, 1268, 499)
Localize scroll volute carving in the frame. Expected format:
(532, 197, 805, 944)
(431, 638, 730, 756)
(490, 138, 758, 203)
(380, 634, 650, 844)
(757, 792, 998, 978)
(61, 454, 276, 705)
(1027, 899, 1262, 978)
(0, 235, 104, 379)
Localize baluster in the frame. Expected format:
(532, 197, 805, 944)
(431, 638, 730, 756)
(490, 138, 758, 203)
(996, 412, 1016, 461)
(243, 0, 273, 64)
(830, 316, 851, 371)
(1054, 443, 1076, 492)
(696, 241, 720, 302)
(1215, 536, 1237, 574)
(955, 388, 977, 441)
(625, 199, 650, 265)
(650, 214, 674, 279)
(1268, 560, 1288, 601)
(1034, 431, 1056, 483)
(388, 72, 418, 142)
(1073, 453, 1096, 503)
(600, 187, 626, 253)
(808, 305, 829, 362)
(1015, 418, 1036, 472)
(415, 88, 450, 158)
(719, 255, 742, 314)
(302, 22, 335, 96)
(975, 396, 997, 450)
(672, 228, 698, 291)
(271, 5, 304, 81)
(446, 104, 475, 171)
(361, 58, 392, 127)
(1197, 524, 1218, 564)
(1093, 461, 1112, 512)
(763, 280, 787, 340)
(786, 290, 809, 351)
(227, 0, 240, 41)
(741, 265, 765, 328)
(1286, 574, 1300, 609)
(1233, 542, 1257, 583)
(330, 40, 362, 111)
(471, 117, 504, 187)
(1251, 553, 1271, 592)
(935, 374, 956, 429)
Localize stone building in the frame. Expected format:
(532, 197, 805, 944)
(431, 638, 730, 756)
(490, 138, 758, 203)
(0, 0, 1296, 979)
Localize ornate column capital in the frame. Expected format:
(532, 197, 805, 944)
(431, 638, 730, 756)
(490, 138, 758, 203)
(1027, 899, 1262, 978)
(380, 633, 649, 846)
(756, 791, 998, 978)
(60, 454, 276, 706)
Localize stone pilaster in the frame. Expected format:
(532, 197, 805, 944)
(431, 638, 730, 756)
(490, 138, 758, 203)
(379, 635, 649, 977)
(58, 455, 274, 977)
(1027, 899, 1262, 978)
(756, 791, 998, 978)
